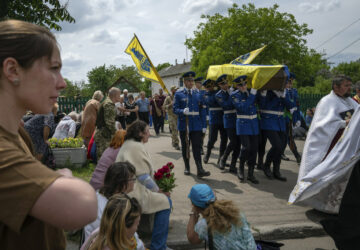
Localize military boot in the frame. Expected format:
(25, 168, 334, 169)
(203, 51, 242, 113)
(203, 149, 211, 164)
(273, 163, 287, 182)
(219, 148, 231, 170)
(229, 156, 238, 173)
(247, 165, 259, 184)
(195, 160, 210, 178)
(217, 151, 224, 167)
(237, 160, 245, 181)
(263, 160, 273, 179)
(184, 159, 190, 175)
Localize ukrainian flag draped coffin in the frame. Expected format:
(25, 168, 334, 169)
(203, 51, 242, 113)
(125, 35, 169, 93)
(206, 64, 290, 90)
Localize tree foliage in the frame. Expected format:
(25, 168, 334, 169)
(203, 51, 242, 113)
(332, 60, 360, 83)
(0, 0, 75, 31)
(86, 64, 143, 95)
(185, 3, 328, 87)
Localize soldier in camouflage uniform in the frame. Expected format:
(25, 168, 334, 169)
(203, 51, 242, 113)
(94, 87, 120, 160)
(163, 85, 180, 150)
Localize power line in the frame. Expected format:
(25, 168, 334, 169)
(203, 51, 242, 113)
(327, 36, 360, 59)
(316, 17, 360, 49)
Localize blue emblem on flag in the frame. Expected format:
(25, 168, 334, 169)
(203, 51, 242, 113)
(131, 48, 151, 73)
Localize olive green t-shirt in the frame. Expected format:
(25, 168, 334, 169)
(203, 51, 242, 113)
(0, 126, 65, 250)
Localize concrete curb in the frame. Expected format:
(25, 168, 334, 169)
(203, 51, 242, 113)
(164, 222, 326, 250)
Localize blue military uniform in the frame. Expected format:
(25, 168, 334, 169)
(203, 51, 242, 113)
(258, 89, 294, 181)
(173, 71, 210, 178)
(282, 72, 302, 163)
(231, 75, 259, 183)
(202, 79, 228, 165)
(215, 74, 239, 172)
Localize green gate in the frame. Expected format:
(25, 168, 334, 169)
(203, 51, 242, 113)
(57, 97, 90, 114)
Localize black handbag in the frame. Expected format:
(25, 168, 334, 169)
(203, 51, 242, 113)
(255, 239, 284, 250)
(42, 145, 56, 169)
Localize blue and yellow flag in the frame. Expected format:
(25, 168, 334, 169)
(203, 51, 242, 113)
(125, 35, 169, 93)
(230, 45, 267, 65)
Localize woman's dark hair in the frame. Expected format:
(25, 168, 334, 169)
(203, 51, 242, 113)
(100, 161, 136, 199)
(124, 120, 148, 142)
(0, 20, 57, 74)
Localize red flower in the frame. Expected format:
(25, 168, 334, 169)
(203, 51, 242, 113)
(162, 165, 170, 173)
(154, 171, 163, 180)
(167, 162, 174, 169)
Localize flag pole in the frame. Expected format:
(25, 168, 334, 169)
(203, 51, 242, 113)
(134, 34, 169, 94)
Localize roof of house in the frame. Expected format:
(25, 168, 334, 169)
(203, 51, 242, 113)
(108, 76, 140, 92)
(159, 62, 192, 78)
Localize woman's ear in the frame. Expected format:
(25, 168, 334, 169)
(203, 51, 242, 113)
(2, 57, 22, 83)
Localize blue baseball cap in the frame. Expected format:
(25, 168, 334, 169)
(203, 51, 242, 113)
(188, 184, 216, 208)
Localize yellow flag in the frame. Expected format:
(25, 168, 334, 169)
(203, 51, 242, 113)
(230, 45, 267, 65)
(125, 35, 169, 93)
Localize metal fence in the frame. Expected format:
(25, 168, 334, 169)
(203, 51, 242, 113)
(298, 94, 324, 114)
(57, 94, 325, 115)
(58, 97, 90, 114)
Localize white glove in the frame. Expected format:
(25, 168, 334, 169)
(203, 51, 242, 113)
(250, 88, 257, 95)
(295, 120, 301, 128)
(202, 128, 206, 133)
(183, 107, 190, 115)
(273, 90, 285, 98)
(290, 107, 297, 114)
(260, 90, 267, 97)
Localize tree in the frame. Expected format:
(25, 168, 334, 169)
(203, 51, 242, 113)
(0, 0, 75, 31)
(332, 60, 360, 83)
(185, 3, 328, 87)
(86, 64, 143, 95)
(60, 78, 80, 97)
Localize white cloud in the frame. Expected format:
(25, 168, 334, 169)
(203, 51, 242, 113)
(91, 30, 117, 44)
(299, 0, 341, 13)
(181, 0, 233, 15)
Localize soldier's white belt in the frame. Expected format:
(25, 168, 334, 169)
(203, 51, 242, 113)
(224, 109, 236, 114)
(187, 111, 199, 115)
(237, 114, 257, 119)
(209, 107, 222, 111)
(260, 110, 284, 116)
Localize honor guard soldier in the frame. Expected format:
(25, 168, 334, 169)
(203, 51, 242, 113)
(258, 87, 295, 181)
(173, 71, 211, 178)
(215, 74, 240, 173)
(194, 76, 207, 155)
(282, 73, 302, 164)
(202, 79, 228, 166)
(231, 75, 259, 184)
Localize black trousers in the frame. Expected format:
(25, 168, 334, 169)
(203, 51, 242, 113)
(282, 121, 300, 157)
(116, 115, 126, 129)
(321, 161, 360, 250)
(138, 111, 149, 124)
(258, 129, 267, 165)
(207, 124, 228, 155)
(262, 130, 286, 166)
(226, 128, 240, 161)
(180, 130, 202, 165)
(239, 135, 259, 166)
(153, 115, 162, 135)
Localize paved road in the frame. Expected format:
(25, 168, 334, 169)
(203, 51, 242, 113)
(68, 125, 334, 249)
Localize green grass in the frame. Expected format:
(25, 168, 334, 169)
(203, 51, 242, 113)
(69, 161, 95, 182)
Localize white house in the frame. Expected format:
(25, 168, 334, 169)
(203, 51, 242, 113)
(151, 59, 191, 95)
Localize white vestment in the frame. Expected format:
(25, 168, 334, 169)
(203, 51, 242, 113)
(289, 104, 360, 213)
(298, 91, 358, 181)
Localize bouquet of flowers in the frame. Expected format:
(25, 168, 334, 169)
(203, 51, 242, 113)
(154, 162, 176, 193)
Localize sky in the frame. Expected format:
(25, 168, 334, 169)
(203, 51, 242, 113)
(56, 0, 360, 83)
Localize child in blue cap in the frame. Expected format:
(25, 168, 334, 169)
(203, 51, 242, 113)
(187, 184, 257, 249)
